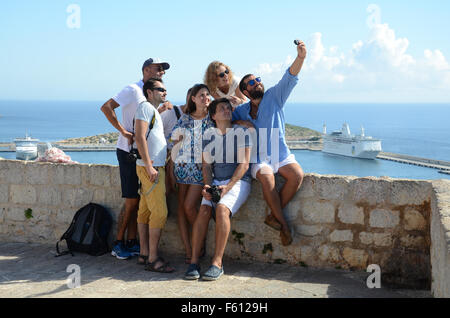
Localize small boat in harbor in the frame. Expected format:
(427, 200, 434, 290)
(14, 134, 39, 160)
(322, 123, 382, 159)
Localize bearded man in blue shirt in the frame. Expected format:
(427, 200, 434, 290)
(232, 40, 307, 246)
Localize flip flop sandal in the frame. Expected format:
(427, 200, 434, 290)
(145, 257, 175, 273)
(265, 214, 282, 231)
(137, 254, 148, 265)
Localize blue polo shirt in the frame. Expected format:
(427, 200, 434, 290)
(232, 68, 298, 164)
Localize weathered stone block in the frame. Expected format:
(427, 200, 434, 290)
(5, 207, 27, 222)
(0, 161, 24, 184)
(318, 245, 341, 263)
(0, 184, 8, 203)
(359, 232, 373, 245)
(349, 178, 390, 205)
(62, 188, 94, 208)
(338, 203, 364, 225)
(110, 167, 121, 188)
(373, 233, 392, 247)
(369, 209, 399, 228)
(296, 176, 314, 199)
(54, 165, 81, 185)
(389, 180, 431, 206)
(343, 247, 369, 268)
(56, 209, 76, 225)
(401, 234, 426, 248)
(86, 166, 111, 187)
(314, 176, 349, 201)
(404, 208, 427, 231)
(38, 186, 61, 206)
(25, 164, 49, 185)
(232, 221, 257, 236)
(330, 230, 353, 242)
(295, 224, 323, 237)
(282, 204, 299, 222)
(301, 200, 335, 224)
(10, 185, 37, 204)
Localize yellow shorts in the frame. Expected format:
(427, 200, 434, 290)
(136, 166, 168, 228)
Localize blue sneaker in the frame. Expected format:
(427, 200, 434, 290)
(202, 265, 224, 281)
(184, 263, 201, 280)
(127, 243, 140, 256)
(111, 242, 132, 260)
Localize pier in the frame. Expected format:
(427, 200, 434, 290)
(376, 152, 450, 173)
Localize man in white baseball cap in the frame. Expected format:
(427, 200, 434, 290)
(100, 57, 171, 260)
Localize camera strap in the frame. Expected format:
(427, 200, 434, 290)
(131, 105, 156, 151)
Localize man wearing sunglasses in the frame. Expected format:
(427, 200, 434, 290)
(100, 58, 170, 260)
(133, 78, 175, 273)
(233, 40, 307, 246)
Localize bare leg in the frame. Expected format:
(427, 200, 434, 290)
(211, 204, 231, 268)
(190, 205, 212, 265)
(184, 185, 203, 225)
(148, 227, 175, 272)
(138, 223, 149, 256)
(256, 167, 289, 231)
(177, 184, 191, 259)
(278, 163, 304, 209)
(116, 198, 139, 241)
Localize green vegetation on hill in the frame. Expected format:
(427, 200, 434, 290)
(57, 124, 322, 144)
(285, 124, 322, 141)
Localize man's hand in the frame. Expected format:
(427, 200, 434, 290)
(158, 101, 173, 113)
(296, 39, 307, 59)
(234, 120, 254, 129)
(202, 185, 213, 201)
(218, 184, 231, 198)
(122, 130, 135, 145)
(145, 163, 159, 183)
(228, 95, 241, 107)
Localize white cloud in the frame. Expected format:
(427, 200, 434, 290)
(252, 5, 450, 102)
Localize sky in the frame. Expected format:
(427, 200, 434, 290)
(0, 0, 449, 103)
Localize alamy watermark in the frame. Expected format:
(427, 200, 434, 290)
(366, 4, 381, 29)
(66, 4, 81, 29)
(170, 126, 280, 169)
(66, 264, 81, 289)
(366, 264, 381, 289)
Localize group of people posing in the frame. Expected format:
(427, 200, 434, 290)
(100, 41, 307, 281)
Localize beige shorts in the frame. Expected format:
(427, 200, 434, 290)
(136, 166, 168, 228)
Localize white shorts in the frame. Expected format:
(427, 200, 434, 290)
(201, 179, 251, 216)
(251, 154, 298, 179)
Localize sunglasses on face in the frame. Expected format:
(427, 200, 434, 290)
(152, 87, 167, 93)
(217, 69, 229, 78)
(246, 77, 261, 88)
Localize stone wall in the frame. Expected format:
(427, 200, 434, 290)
(1, 159, 449, 295)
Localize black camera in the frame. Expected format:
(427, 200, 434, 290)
(206, 185, 222, 203)
(127, 148, 141, 162)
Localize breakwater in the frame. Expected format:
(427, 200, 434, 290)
(377, 152, 450, 172)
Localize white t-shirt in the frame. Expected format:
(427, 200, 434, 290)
(159, 105, 183, 141)
(215, 76, 240, 98)
(134, 101, 167, 167)
(112, 80, 146, 152)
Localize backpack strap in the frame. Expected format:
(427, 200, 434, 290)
(55, 239, 74, 257)
(174, 105, 181, 120)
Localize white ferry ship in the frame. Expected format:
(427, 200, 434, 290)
(14, 134, 39, 160)
(322, 123, 382, 159)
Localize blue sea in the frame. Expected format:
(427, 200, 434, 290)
(0, 100, 449, 180)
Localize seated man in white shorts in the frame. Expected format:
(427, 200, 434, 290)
(184, 98, 252, 281)
(232, 41, 308, 246)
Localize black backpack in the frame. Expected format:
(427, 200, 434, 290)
(56, 203, 113, 257)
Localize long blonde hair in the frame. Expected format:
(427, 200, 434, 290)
(204, 61, 234, 94)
